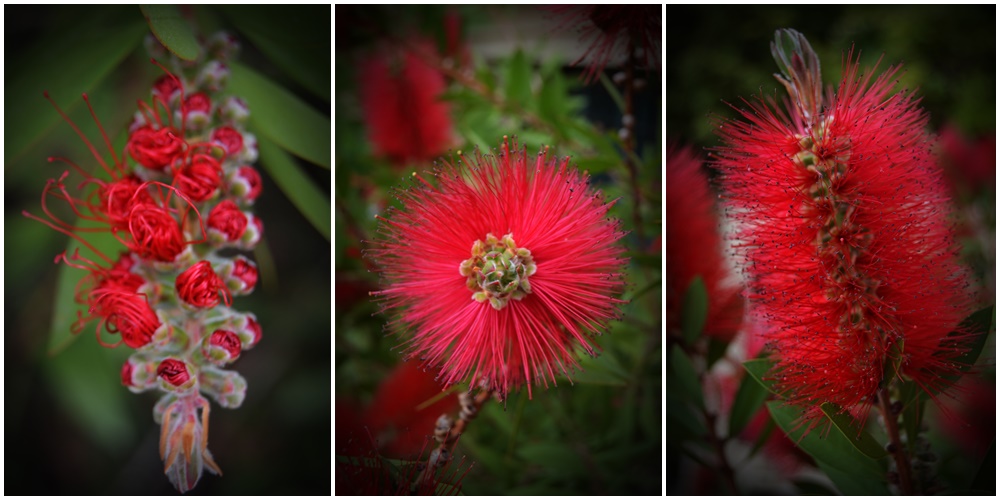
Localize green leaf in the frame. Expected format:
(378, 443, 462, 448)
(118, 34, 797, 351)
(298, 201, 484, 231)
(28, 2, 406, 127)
(668, 346, 703, 408)
(819, 402, 888, 459)
(729, 367, 770, 437)
(229, 61, 331, 169)
(256, 134, 331, 240)
(925, 305, 994, 397)
(680, 276, 708, 345)
(6, 12, 146, 165)
(140, 5, 199, 61)
(44, 337, 135, 455)
(504, 49, 532, 109)
(742, 357, 779, 395)
(767, 401, 890, 495)
(706, 336, 729, 369)
(566, 349, 629, 386)
(219, 6, 330, 101)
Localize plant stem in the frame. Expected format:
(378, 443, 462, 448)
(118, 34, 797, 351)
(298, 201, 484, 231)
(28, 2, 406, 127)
(702, 408, 739, 494)
(878, 386, 915, 495)
(415, 388, 493, 490)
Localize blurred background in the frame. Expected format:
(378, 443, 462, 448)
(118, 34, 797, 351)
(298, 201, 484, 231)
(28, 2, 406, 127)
(335, 5, 662, 495)
(5, 5, 331, 494)
(664, 4, 994, 495)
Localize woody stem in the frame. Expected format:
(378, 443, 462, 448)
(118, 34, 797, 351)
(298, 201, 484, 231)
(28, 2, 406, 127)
(878, 386, 915, 495)
(415, 389, 493, 489)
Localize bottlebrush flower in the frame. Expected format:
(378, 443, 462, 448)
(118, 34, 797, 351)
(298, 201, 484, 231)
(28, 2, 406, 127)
(359, 38, 454, 167)
(368, 136, 628, 400)
(546, 5, 661, 83)
(714, 30, 971, 425)
(665, 146, 743, 342)
(24, 29, 265, 493)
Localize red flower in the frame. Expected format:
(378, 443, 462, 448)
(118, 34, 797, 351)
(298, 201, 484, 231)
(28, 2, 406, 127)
(91, 287, 161, 349)
(182, 92, 213, 130)
(125, 203, 186, 262)
(359, 39, 453, 167)
(174, 154, 221, 202)
(211, 125, 243, 158)
(937, 123, 996, 191)
(157, 358, 192, 387)
(665, 146, 743, 341)
(244, 314, 262, 347)
(128, 125, 185, 170)
(152, 74, 183, 104)
(369, 136, 627, 399)
(714, 31, 971, 425)
(99, 175, 155, 229)
(207, 199, 248, 241)
(176, 260, 230, 308)
(547, 5, 661, 83)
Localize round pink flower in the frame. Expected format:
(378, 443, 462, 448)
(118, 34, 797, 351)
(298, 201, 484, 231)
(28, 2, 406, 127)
(369, 136, 628, 399)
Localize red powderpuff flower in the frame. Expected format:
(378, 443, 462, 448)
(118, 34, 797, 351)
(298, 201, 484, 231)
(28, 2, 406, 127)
(359, 39, 453, 167)
(547, 5, 661, 83)
(714, 30, 971, 425)
(368, 136, 628, 400)
(177, 260, 231, 308)
(665, 146, 743, 342)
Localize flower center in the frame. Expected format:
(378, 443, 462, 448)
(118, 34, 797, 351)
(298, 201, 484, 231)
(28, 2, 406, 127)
(459, 233, 537, 311)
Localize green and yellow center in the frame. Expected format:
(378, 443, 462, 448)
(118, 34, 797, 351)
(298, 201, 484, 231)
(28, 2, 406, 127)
(459, 233, 537, 311)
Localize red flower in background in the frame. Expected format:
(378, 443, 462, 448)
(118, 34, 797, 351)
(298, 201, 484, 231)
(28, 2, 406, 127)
(665, 146, 743, 341)
(359, 38, 453, 167)
(368, 136, 627, 400)
(937, 123, 996, 192)
(547, 5, 661, 83)
(714, 31, 971, 426)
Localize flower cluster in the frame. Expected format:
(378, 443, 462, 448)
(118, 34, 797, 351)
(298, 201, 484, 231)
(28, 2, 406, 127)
(25, 32, 263, 493)
(367, 136, 628, 401)
(714, 30, 971, 426)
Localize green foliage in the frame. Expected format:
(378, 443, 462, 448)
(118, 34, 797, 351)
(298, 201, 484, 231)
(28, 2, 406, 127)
(679, 276, 708, 345)
(141, 5, 200, 60)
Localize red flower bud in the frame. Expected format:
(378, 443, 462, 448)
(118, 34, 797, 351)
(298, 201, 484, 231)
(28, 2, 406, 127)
(176, 260, 230, 308)
(231, 165, 262, 202)
(174, 154, 221, 202)
(245, 315, 262, 347)
(128, 125, 185, 170)
(121, 359, 135, 386)
(182, 92, 213, 130)
(152, 74, 182, 104)
(230, 257, 258, 294)
(207, 199, 248, 241)
(211, 126, 243, 158)
(205, 329, 242, 362)
(126, 204, 186, 262)
(157, 358, 191, 387)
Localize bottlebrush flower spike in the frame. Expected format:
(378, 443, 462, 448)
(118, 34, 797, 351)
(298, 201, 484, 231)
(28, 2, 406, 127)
(359, 38, 454, 167)
(368, 136, 628, 400)
(23, 31, 264, 493)
(665, 146, 743, 342)
(714, 29, 972, 426)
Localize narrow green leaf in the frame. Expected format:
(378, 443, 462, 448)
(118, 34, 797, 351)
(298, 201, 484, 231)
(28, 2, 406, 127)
(706, 336, 729, 369)
(229, 61, 331, 169)
(680, 276, 708, 345)
(219, 5, 330, 101)
(256, 134, 331, 240)
(742, 357, 779, 395)
(6, 14, 146, 165)
(140, 5, 200, 61)
(926, 305, 994, 396)
(598, 71, 626, 113)
(44, 337, 135, 454)
(767, 401, 890, 495)
(729, 368, 770, 437)
(819, 402, 888, 459)
(668, 346, 703, 408)
(504, 49, 531, 109)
